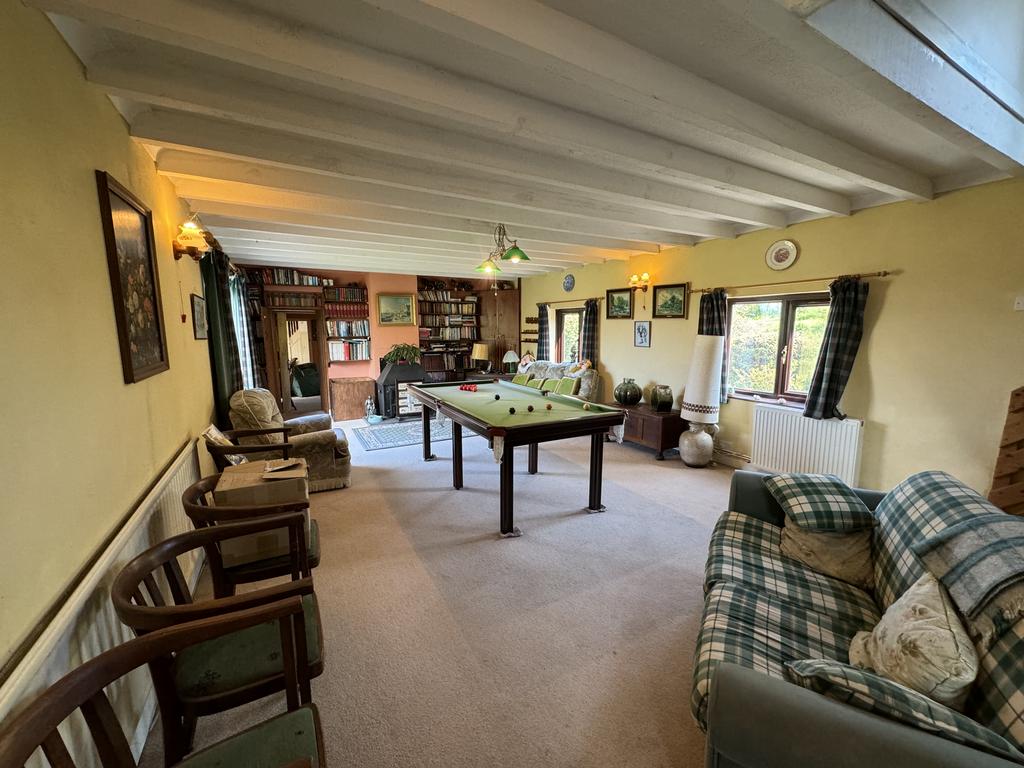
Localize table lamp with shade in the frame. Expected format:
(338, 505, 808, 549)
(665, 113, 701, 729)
(502, 349, 520, 373)
(679, 334, 725, 467)
(471, 342, 491, 373)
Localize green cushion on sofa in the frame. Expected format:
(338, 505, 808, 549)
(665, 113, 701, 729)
(555, 377, 580, 396)
(511, 373, 532, 386)
(526, 378, 545, 389)
(764, 473, 876, 532)
(224, 520, 321, 581)
(179, 705, 320, 768)
(541, 379, 559, 392)
(174, 594, 321, 701)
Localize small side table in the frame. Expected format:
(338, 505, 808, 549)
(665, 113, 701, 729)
(606, 402, 688, 460)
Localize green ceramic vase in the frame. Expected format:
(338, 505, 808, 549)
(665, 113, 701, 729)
(613, 378, 642, 406)
(649, 384, 673, 412)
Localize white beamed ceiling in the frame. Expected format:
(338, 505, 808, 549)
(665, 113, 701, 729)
(38, 0, 1024, 277)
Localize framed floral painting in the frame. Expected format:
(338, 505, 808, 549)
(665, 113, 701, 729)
(96, 171, 169, 383)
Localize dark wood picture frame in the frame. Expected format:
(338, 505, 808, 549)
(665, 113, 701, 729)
(96, 170, 169, 383)
(191, 293, 208, 340)
(605, 288, 633, 319)
(652, 282, 690, 319)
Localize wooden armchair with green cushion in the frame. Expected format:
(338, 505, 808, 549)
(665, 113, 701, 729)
(111, 516, 324, 766)
(0, 599, 323, 768)
(182, 475, 321, 598)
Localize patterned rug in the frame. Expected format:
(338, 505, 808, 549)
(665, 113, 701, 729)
(353, 418, 478, 451)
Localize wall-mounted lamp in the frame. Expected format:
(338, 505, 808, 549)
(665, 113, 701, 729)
(629, 271, 652, 307)
(173, 215, 211, 261)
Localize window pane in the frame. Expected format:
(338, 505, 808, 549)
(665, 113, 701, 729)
(560, 311, 581, 363)
(787, 304, 829, 394)
(727, 301, 782, 393)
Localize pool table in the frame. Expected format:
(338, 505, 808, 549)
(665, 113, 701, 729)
(407, 379, 626, 537)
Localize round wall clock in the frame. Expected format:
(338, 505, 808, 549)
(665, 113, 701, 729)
(562, 273, 575, 292)
(765, 239, 799, 271)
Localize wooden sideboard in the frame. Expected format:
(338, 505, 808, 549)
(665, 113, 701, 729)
(608, 402, 687, 460)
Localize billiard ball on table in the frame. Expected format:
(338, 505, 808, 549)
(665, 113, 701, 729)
(509, 407, 516, 414)
(527, 405, 534, 412)
(494, 394, 500, 400)
(582, 403, 591, 410)
(545, 403, 553, 410)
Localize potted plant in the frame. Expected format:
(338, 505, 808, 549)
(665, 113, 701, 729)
(382, 343, 422, 365)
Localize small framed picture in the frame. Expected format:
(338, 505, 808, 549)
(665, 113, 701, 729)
(606, 288, 633, 319)
(634, 320, 651, 348)
(652, 282, 690, 319)
(190, 294, 208, 340)
(377, 293, 417, 326)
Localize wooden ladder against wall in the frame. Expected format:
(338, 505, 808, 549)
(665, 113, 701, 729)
(991, 386, 1024, 516)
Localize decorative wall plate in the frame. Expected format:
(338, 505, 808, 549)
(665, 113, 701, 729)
(562, 273, 575, 292)
(765, 240, 798, 271)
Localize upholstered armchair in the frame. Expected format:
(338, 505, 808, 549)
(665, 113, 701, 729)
(228, 388, 351, 491)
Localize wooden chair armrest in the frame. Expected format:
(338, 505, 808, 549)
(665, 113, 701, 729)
(133, 578, 316, 629)
(207, 443, 293, 458)
(187, 499, 309, 525)
(224, 427, 292, 441)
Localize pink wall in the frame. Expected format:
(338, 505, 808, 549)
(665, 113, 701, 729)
(320, 269, 419, 380)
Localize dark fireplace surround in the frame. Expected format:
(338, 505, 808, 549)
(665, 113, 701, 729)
(376, 361, 426, 419)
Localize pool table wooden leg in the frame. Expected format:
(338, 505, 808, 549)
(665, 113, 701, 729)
(452, 422, 463, 489)
(500, 446, 522, 538)
(587, 432, 607, 513)
(528, 443, 538, 474)
(422, 405, 436, 461)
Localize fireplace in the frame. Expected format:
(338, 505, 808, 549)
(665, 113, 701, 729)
(376, 361, 427, 419)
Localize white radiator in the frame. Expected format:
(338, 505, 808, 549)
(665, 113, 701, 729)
(0, 440, 203, 766)
(750, 403, 864, 485)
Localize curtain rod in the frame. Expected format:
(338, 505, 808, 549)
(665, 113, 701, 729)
(538, 296, 604, 307)
(694, 270, 892, 294)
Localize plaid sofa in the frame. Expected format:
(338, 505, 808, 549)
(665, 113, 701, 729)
(694, 470, 1024, 768)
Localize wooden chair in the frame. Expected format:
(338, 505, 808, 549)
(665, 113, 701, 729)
(0, 599, 324, 768)
(182, 475, 321, 598)
(111, 516, 324, 765)
(204, 427, 293, 472)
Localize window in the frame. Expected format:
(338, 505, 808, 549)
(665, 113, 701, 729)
(555, 308, 584, 363)
(726, 293, 829, 401)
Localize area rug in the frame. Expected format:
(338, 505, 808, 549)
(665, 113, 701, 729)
(353, 417, 478, 451)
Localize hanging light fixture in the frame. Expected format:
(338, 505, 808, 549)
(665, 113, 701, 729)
(493, 224, 530, 263)
(475, 257, 502, 274)
(173, 213, 211, 261)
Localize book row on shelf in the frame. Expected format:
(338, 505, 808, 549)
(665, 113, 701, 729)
(419, 314, 479, 327)
(418, 301, 479, 314)
(324, 301, 368, 319)
(420, 326, 479, 341)
(266, 294, 319, 308)
(417, 290, 479, 303)
(329, 339, 371, 362)
(422, 352, 470, 372)
(249, 268, 335, 287)
(326, 319, 369, 337)
(324, 286, 368, 302)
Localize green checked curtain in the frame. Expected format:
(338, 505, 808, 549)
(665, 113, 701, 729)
(698, 288, 728, 403)
(581, 298, 599, 363)
(536, 303, 550, 361)
(804, 278, 869, 420)
(201, 249, 244, 426)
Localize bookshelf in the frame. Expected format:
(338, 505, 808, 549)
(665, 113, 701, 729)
(417, 287, 481, 382)
(324, 285, 371, 363)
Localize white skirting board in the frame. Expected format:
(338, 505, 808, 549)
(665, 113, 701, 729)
(0, 440, 204, 765)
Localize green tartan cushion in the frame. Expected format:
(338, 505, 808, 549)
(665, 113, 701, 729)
(966, 619, 1024, 752)
(691, 581, 876, 730)
(873, 470, 994, 610)
(705, 512, 881, 628)
(787, 659, 1024, 764)
(764, 473, 875, 532)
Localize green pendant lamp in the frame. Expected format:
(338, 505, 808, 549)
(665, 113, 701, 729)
(475, 257, 501, 273)
(501, 241, 530, 263)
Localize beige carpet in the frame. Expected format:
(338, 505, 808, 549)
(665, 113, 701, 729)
(142, 425, 731, 767)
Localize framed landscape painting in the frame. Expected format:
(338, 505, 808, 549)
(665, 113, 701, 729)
(606, 288, 633, 319)
(95, 170, 169, 384)
(377, 293, 417, 326)
(652, 282, 690, 319)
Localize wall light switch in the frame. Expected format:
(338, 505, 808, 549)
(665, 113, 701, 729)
(1016, 296, 1024, 311)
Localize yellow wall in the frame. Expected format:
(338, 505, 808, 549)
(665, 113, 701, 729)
(522, 179, 1024, 492)
(0, 3, 214, 668)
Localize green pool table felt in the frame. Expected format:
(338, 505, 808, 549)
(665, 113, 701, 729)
(421, 381, 619, 429)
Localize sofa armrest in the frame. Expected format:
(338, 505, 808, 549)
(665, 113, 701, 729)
(728, 469, 886, 526)
(285, 412, 332, 435)
(707, 663, 1017, 768)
